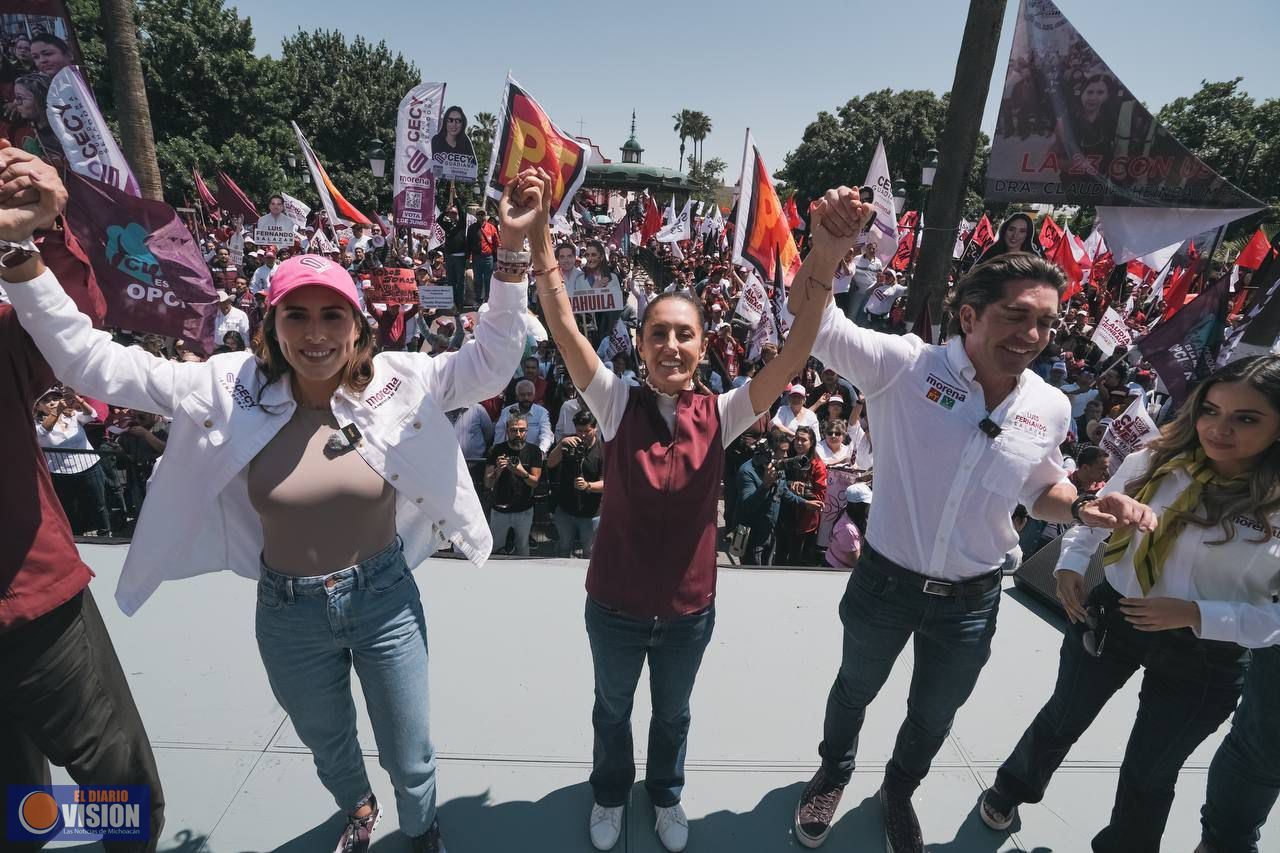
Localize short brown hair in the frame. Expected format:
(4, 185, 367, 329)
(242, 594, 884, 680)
(945, 252, 1066, 338)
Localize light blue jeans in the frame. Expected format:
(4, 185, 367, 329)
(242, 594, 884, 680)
(554, 509, 599, 557)
(255, 539, 436, 837)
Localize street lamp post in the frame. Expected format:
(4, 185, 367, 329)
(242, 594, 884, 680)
(892, 179, 907, 217)
(366, 140, 388, 179)
(907, 148, 939, 284)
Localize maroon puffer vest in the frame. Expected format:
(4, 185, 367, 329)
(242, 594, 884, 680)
(587, 386, 724, 618)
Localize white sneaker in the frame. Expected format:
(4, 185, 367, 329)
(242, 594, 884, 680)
(589, 803, 624, 851)
(655, 803, 689, 852)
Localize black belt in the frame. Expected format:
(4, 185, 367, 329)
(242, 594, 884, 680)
(862, 544, 1002, 598)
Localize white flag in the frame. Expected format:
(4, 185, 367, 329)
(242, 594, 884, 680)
(857, 137, 899, 266)
(46, 66, 140, 196)
(734, 272, 768, 326)
(280, 193, 311, 230)
(1090, 307, 1134, 358)
(1100, 397, 1159, 474)
(596, 318, 633, 363)
(657, 199, 692, 242)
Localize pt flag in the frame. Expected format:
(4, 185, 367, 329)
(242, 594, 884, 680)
(46, 66, 140, 196)
(393, 82, 444, 229)
(1038, 215, 1063, 257)
(1235, 228, 1275, 271)
(484, 73, 591, 221)
(960, 214, 995, 269)
(292, 121, 371, 226)
(731, 129, 800, 284)
(891, 211, 919, 272)
(63, 170, 219, 353)
(1138, 272, 1232, 406)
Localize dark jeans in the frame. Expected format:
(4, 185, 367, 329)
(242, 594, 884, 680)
(819, 546, 1000, 796)
(52, 461, 112, 535)
(446, 254, 468, 307)
(584, 597, 715, 808)
(0, 588, 165, 852)
(1201, 644, 1280, 853)
(995, 581, 1247, 853)
(774, 527, 818, 566)
(744, 528, 775, 567)
(472, 255, 494, 304)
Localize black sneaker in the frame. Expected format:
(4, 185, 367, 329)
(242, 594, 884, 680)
(333, 794, 382, 853)
(879, 787, 923, 853)
(979, 786, 1018, 831)
(794, 767, 845, 848)
(410, 818, 447, 853)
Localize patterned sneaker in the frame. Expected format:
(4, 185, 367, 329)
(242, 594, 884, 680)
(333, 794, 382, 853)
(879, 787, 923, 853)
(409, 818, 447, 853)
(794, 767, 846, 848)
(979, 786, 1018, 831)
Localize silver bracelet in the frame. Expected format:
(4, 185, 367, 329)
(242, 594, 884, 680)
(497, 248, 531, 265)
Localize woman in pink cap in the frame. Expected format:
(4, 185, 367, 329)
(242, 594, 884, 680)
(1, 148, 540, 853)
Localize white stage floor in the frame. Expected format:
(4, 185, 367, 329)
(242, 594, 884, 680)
(43, 544, 1274, 852)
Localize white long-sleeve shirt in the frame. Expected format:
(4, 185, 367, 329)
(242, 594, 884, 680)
(1058, 448, 1280, 648)
(811, 302, 1072, 579)
(450, 402, 494, 461)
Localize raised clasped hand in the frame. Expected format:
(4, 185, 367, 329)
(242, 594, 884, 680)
(809, 186, 875, 257)
(0, 140, 66, 242)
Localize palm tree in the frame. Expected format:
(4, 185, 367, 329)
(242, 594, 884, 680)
(469, 111, 498, 146)
(672, 109, 694, 170)
(101, 0, 163, 199)
(686, 111, 712, 170)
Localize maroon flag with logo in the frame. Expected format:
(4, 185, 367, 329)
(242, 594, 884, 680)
(63, 171, 219, 353)
(216, 171, 259, 220)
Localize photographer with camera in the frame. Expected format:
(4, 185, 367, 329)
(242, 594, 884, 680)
(484, 413, 544, 556)
(734, 428, 792, 565)
(545, 410, 603, 558)
(35, 386, 112, 536)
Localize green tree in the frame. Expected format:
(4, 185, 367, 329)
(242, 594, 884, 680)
(468, 110, 498, 188)
(1157, 78, 1280, 229)
(778, 88, 988, 221)
(687, 156, 727, 205)
(672, 109, 694, 170)
(684, 110, 712, 170)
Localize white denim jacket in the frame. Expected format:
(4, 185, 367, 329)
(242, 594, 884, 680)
(8, 268, 527, 615)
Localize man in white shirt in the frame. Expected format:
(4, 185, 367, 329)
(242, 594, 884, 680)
(848, 241, 882, 325)
(213, 290, 250, 345)
(249, 251, 277, 296)
(256, 195, 296, 239)
(863, 272, 907, 331)
(791, 252, 1155, 852)
(770, 385, 820, 435)
(494, 379, 553, 452)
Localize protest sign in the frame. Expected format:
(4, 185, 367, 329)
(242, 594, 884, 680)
(569, 278, 625, 315)
(656, 199, 692, 243)
(734, 272, 768, 326)
(417, 285, 454, 309)
(253, 224, 295, 248)
(596, 318, 633, 363)
(394, 82, 444, 227)
(367, 268, 418, 304)
(484, 74, 591, 221)
(1090, 306, 1133, 357)
(732, 129, 801, 285)
(818, 465, 861, 548)
(47, 66, 140, 196)
(281, 193, 311, 230)
(1100, 397, 1158, 474)
(433, 104, 480, 182)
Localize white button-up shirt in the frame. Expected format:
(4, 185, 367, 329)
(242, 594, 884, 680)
(1058, 448, 1280, 648)
(812, 303, 1072, 579)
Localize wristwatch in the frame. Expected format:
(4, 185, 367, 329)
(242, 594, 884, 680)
(0, 237, 37, 270)
(1071, 491, 1099, 525)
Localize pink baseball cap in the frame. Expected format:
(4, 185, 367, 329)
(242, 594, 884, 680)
(267, 255, 361, 312)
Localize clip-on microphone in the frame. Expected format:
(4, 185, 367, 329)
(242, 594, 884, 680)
(978, 417, 1003, 439)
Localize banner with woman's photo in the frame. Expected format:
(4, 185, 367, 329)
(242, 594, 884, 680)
(987, 0, 1259, 210)
(0, 0, 77, 163)
(433, 103, 478, 183)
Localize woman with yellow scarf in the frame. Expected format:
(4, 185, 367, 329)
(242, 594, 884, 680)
(980, 355, 1280, 852)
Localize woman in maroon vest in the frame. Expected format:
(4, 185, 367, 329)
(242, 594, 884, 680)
(512, 168, 873, 852)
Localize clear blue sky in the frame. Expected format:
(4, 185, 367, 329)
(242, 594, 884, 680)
(235, 0, 1279, 180)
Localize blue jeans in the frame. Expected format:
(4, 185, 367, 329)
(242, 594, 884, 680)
(472, 255, 494, 304)
(1202, 644, 1280, 853)
(995, 581, 1247, 853)
(819, 546, 1000, 796)
(490, 508, 534, 556)
(255, 539, 437, 837)
(553, 509, 598, 557)
(446, 254, 468, 306)
(846, 289, 871, 326)
(585, 597, 715, 808)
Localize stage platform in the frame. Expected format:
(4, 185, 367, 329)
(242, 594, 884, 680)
(43, 544, 1274, 852)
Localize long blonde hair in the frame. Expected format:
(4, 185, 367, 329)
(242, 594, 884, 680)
(1124, 356, 1280, 544)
